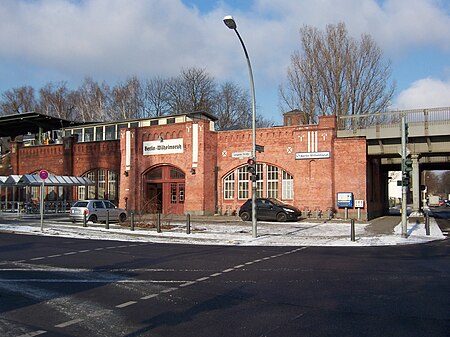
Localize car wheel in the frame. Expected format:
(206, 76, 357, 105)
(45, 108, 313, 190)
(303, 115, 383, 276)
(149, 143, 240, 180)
(88, 214, 98, 223)
(240, 211, 251, 221)
(276, 212, 287, 222)
(119, 213, 127, 223)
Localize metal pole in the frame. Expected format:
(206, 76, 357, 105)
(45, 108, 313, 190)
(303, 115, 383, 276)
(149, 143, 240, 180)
(130, 211, 135, 231)
(83, 210, 87, 227)
(105, 210, 109, 229)
(425, 211, 430, 236)
(156, 212, 161, 233)
(224, 16, 257, 238)
(401, 116, 408, 238)
(350, 219, 356, 242)
(186, 213, 191, 234)
(40, 181, 44, 231)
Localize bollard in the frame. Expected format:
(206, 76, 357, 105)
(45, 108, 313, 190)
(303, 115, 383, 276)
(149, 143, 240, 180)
(83, 210, 87, 227)
(345, 207, 348, 220)
(156, 213, 161, 233)
(186, 213, 191, 234)
(130, 211, 135, 231)
(350, 219, 356, 242)
(105, 210, 109, 229)
(425, 212, 430, 236)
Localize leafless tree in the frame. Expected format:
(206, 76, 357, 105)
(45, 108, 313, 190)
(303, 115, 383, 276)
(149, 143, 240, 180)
(279, 22, 395, 125)
(143, 77, 171, 117)
(39, 81, 71, 119)
(110, 76, 144, 120)
(73, 77, 111, 122)
(0, 86, 37, 115)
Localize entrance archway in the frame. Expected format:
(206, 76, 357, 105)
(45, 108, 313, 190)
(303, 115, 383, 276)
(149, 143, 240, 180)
(143, 165, 185, 215)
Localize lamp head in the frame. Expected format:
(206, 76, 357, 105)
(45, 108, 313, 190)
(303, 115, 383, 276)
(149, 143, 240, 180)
(223, 15, 237, 29)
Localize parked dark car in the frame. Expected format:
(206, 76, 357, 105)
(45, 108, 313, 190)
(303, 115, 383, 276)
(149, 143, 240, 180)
(239, 198, 301, 222)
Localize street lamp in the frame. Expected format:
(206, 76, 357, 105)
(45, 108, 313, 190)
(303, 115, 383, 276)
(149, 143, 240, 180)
(223, 15, 258, 238)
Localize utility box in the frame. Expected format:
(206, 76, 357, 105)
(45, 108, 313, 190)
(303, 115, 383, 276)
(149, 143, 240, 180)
(428, 195, 440, 206)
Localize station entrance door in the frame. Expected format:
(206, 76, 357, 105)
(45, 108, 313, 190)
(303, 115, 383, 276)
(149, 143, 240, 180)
(144, 166, 185, 215)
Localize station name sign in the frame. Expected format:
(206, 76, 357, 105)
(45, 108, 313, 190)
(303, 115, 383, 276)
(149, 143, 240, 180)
(295, 151, 330, 160)
(143, 138, 184, 155)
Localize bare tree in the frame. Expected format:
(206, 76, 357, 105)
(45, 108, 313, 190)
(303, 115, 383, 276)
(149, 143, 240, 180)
(279, 22, 395, 124)
(143, 77, 171, 117)
(213, 82, 251, 130)
(72, 77, 111, 122)
(39, 81, 72, 119)
(110, 76, 144, 120)
(0, 86, 37, 115)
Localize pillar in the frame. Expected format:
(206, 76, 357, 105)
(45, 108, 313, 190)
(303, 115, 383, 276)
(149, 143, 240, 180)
(411, 154, 420, 212)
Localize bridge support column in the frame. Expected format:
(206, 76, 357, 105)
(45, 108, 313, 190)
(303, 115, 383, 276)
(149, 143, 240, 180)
(412, 154, 421, 212)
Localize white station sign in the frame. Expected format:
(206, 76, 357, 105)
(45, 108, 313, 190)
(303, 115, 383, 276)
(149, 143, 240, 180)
(143, 139, 184, 155)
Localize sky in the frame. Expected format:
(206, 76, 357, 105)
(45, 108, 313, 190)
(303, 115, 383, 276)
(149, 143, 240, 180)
(0, 0, 449, 124)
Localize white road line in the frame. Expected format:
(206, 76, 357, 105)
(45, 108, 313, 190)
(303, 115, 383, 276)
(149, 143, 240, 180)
(222, 268, 234, 273)
(47, 254, 62, 258)
(161, 287, 177, 294)
(234, 264, 245, 269)
(54, 318, 84, 328)
(30, 257, 45, 261)
(77, 249, 90, 253)
(196, 276, 210, 282)
(210, 272, 222, 277)
(63, 252, 77, 256)
(179, 281, 197, 287)
(116, 301, 137, 308)
(141, 294, 158, 300)
(18, 330, 47, 337)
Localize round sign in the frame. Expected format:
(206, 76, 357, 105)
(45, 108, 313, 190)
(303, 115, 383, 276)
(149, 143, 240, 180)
(39, 169, 49, 180)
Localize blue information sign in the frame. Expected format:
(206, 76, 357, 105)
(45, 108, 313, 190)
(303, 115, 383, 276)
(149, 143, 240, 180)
(337, 192, 354, 208)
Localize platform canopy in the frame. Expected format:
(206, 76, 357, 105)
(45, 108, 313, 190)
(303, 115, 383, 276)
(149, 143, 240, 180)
(0, 112, 79, 138)
(0, 174, 94, 186)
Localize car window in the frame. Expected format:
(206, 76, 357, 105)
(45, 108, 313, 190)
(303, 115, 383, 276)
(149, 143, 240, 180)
(93, 201, 105, 208)
(104, 201, 115, 209)
(73, 201, 88, 207)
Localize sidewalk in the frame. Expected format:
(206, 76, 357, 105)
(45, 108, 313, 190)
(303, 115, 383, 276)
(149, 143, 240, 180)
(0, 212, 445, 246)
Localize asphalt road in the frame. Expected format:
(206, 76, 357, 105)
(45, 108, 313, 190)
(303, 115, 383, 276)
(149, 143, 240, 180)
(0, 233, 449, 337)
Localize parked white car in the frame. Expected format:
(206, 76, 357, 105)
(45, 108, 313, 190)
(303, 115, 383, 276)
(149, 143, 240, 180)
(70, 200, 127, 223)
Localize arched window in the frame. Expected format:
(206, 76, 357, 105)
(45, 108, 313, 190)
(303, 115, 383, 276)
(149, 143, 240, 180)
(78, 169, 119, 202)
(223, 164, 294, 201)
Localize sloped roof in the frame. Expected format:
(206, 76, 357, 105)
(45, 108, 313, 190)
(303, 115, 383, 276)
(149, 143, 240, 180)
(0, 174, 94, 186)
(0, 112, 79, 138)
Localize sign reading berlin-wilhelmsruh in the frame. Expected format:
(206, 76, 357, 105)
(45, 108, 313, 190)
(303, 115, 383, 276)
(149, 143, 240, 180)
(143, 139, 184, 155)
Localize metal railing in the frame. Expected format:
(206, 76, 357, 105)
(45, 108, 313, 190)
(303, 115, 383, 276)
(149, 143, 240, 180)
(337, 106, 450, 131)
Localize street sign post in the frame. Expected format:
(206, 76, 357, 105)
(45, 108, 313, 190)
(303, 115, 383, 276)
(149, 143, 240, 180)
(39, 170, 48, 231)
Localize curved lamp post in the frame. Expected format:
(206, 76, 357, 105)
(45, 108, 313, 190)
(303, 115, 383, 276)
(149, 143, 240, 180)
(223, 15, 257, 238)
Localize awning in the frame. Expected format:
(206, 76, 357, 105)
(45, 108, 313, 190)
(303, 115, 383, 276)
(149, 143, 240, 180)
(0, 174, 94, 186)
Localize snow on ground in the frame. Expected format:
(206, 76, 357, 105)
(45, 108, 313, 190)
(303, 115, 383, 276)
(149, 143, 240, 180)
(0, 216, 445, 247)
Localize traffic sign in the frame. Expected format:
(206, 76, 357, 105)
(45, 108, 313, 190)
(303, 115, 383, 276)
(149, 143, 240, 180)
(39, 169, 49, 180)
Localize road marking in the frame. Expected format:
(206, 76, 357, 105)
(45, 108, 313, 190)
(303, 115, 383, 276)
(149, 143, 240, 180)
(210, 272, 222, 277)
(179, 281, 197, 287)
(18, 330, 47, 337)
(77, 249, 90, 253)
(234, 264, 245, 269)
(63, 252, 77, 256)
(30, 257, 45, 261)
(47, 254, 62, 258)
(222, 268, 234, 273)
(161, 287, 177, 294)
(54, 318, 84, 328)
(116, 301, 137, 308)
(141, 294, 158, 300)
(196, 276, 210, 282)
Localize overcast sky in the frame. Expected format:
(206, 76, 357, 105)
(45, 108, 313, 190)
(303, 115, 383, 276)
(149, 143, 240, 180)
(0, 0, 449, 123)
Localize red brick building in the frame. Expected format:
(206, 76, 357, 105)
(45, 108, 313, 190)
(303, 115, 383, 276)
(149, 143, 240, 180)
(8, 111, 383, 220)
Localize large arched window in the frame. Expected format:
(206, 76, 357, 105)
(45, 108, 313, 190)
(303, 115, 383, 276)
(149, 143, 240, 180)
(77, 169, 119, 201)
(222, 164, 294, 201)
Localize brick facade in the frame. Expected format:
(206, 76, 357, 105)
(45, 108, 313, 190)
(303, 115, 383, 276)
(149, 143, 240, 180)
(9, 114, 384, 219)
